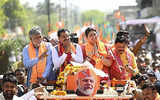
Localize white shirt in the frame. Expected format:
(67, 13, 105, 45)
(0, 93, 5, 100)
(155, 70, 160, 81)
(0, 90, 36, 100)
(52, 44, 83, 70)
(22, 90, 37, 100)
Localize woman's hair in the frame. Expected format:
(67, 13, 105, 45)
(85, 27, 97, 37)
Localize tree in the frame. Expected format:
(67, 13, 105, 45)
(33, 13, 58, 35)
(0, 38, 27, 74)
(21, 2, 36, 35)
(20, 1, 59, 36)
(35, 0, 58, 33)
(2, 0, 26, 30)
(36, 0, 55, 16)
(81, 10, 105, 25)
(0, 0, 7, 34)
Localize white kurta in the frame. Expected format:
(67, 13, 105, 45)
(0, 90, 37, 100)
(13, 90, 37, 100)
(155, 70, 160, 81)
(52, 44, 83, 71)
(0, 93, 5, 100)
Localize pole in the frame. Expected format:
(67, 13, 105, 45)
(59, 0, 62, 21)
(64, 0, 68, 28)
(47, 0, 51, 32)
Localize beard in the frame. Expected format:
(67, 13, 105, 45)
(78, 85, 94, 96)
(118, 50, 124, 54)
(3, 91, 15, 100)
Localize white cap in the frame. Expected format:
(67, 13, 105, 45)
(0, 75, 3, 79)
(49, 32, 58, 41)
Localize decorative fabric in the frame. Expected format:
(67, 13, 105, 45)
(28, 42, 47, 83)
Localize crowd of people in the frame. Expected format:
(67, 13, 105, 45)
(1, 25, 160, 100)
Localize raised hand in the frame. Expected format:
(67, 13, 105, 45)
(38, 49, 48, 60)
(34, 86, 48, 98)
(101, 58, 113, 67)
(34, 86, 46, 93)
(125, 65, 136, 74)
(144, 24, 150, 36)
(64, 42, 71, 53)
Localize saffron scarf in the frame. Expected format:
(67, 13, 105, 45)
(28, 42, 47, 83)
(85, 40, 108, 69)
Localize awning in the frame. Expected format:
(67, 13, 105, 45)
(122, 16, 160, 25)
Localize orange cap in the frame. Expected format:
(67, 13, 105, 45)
(76, 68, 99, 96)
(76, 68, 97, 80)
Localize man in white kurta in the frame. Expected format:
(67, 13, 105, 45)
(52, 29, 83, 72)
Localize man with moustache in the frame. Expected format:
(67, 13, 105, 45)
(75, 68, 97, 96)
(108, 31, 139, 80)
(0, 73, 46, 100)
(52, 29, 83, 73)
(22, 26, 53, 87)
(15, 68, 28, 96)
(0, 73, 18, 100)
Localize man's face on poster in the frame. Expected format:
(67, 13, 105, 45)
(77, 76, 95, 96)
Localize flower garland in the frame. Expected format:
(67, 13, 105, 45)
(55, 64, 81, 90)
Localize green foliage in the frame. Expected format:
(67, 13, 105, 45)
(2, 0, 26, 30)
(0, 0, 7, 34)
(22, 3, 36, 35)
(36, 0, 55, 15)
(21, 1, 58, 35)
(34, 0, 58, 34)
(0, 37, 27, 74)
(12, 37, 28, 56)
(33, 13, 58, 35)
(81, 10, 105, 24)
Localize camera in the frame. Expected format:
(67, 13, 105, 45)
(69, 33, 78, 43)
(131, 73, 141, 80)
(135, 74, 148, 85)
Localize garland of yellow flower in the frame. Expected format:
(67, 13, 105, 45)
(56, 64, 81, 89)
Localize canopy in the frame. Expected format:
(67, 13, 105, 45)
(123, 16, 160, 25)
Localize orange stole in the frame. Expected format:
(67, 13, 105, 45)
(28, 42, 47, 83)
(66, 75, 77, 91)
(85, 41, 108, 69)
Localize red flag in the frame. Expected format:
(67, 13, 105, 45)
(56, 21, 64, 29)
(114, 11, 121, 19)
(121, 16, 126, 21)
